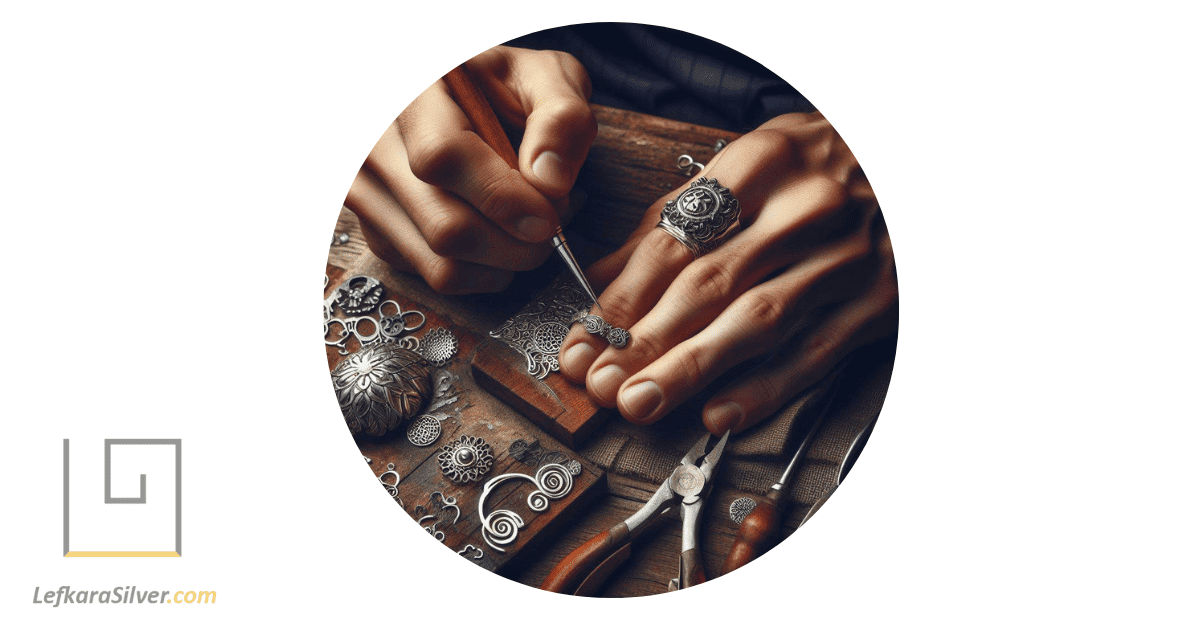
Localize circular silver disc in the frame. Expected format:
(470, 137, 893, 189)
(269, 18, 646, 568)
(668, 465, 706, 499)
(406, 414, 443, 447)
(729, 496, 757, 523)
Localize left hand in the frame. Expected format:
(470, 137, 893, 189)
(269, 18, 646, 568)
(556, 112, 898, 435)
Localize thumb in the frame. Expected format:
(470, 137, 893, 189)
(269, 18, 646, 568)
(507, 51, 597, 198)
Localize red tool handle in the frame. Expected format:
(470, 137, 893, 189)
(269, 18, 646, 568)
(721, 488, 783, 575)
(541, 522, 631, 594)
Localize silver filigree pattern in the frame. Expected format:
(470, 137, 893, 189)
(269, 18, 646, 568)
(658, 177, 741, 256)
(569, 311, 630, 349)
(437, 435, 494, 483)
(406, 414, 444, 447)
(489, 274, 593, 380)
(419, 327, 459, 367)
(331, 342, 433, 437)
(378, 462, 404, 507)
(334, 275, 385, 315)
(478, 463, 574, 553)
(729, 496, 757, 524)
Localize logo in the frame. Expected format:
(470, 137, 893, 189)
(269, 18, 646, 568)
(62, 439, 182, 557)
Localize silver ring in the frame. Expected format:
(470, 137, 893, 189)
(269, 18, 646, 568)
(656, 176, 741, 256)
(570, 311, 630, 349)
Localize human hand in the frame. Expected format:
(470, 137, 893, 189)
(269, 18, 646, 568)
(345, 46, 597, 293)
(557, 112, 898, 434)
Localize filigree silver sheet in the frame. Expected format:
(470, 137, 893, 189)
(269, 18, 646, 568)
(488, 274, 592, 380)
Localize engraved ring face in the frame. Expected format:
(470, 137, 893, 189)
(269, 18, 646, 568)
(657, 177, 741, 256)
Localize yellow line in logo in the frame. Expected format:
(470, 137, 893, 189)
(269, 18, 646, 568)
(64, 551, 181, 557)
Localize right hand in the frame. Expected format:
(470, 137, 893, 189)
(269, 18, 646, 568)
(344, 46, 597, 294)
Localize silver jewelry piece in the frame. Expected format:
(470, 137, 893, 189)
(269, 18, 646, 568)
(378, 462, 404, 507)
(569, 311, 630, 349)
(378, 300, 426, 340)
(334, 275, 385, 315)
(457, 544, 485, 560)
(438, 435, 494, 483)
(418, 327, 459, 367)
(677, 154, 704, 176)
(331, 341, 433, 436)
(489, 274, 593, 380)
(416, 514, 447, 542)
(508, 439, 581, 477)
(657, 176, 741, 256)
(729, 496, 757, 524)
(406, 414, 446, 447)
(478, 463, 574, 553)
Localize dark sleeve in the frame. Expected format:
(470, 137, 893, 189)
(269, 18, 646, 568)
(507, 23, 813, 133)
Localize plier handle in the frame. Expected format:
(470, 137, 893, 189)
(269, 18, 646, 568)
(541, 430, 730, 595)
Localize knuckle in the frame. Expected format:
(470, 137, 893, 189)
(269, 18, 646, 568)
(680, 259, 737, 306)
(744, 374, 784, 406)
(737, 128, 800, 166)
(671, 342, 708, 385)
(738, 290, 790, 334)
(596, 289, 641, 329)
(543, 96, 597, 140)
(405, 130, 471, 187)
(473, 169, 521, 220)
(421, 256, 460, 294)
(423, 212, 473, 257)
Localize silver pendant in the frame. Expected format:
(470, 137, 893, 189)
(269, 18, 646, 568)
(406, 414, 445, 447)
(437, 435, 494, 483)
(333, 275, 385, 315)
(330, 342, 433, 437)
(418, 327, 459, 367)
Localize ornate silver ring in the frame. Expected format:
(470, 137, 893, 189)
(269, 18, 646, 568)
(570, 311, 630, 349)
(656, 176, 741, 256)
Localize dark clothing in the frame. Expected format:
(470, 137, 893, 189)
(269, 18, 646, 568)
(508, 23, 813, 133)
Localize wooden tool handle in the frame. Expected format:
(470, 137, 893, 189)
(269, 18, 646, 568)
(541, 522, 631, 594)
(442, 65, 519, 169)
(721, 488, 783, 575)
(680, 547, 707, 588)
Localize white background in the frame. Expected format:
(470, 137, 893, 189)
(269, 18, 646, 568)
(2, 1, 1197, 626)
(68, 441, 178, 552)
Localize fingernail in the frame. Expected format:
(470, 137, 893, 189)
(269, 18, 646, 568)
(515, 215, 552, 242)
(621, 380, 663, 423)
(705, 400, 744, 434)
(589, 364, 628, 405)
(532, 151, 570, 192)
(561, 342, 598, 378)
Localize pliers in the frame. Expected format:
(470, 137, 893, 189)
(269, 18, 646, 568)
(540, 430, 730, 595)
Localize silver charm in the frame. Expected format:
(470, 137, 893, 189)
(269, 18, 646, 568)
(334, 275, 385, 315)
(418, 327, 459, 367)
(378, 462, 404, 508)
(457, 544, 485, 560)
(478, 463, 574, 553)
(406, 414, 446, 447)
(570, 311, 630, 349)
(657, 177, 741, 256)
(414, 491, 461, 542)
(437, 435, 494, 483)
(489, 274, 593, 380)
(509, 439, 581, 477)
(677, 154, 705, 176)
(729, 497, 757, 524)
(378, 300, 426, 341)
(331, 341, 433, 436)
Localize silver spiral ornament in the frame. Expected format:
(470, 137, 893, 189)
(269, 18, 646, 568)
(477, 463, 575, 553)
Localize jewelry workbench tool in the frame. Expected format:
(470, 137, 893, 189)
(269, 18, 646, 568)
(540, 430, 731, 595)
(657, 177, 741, 256)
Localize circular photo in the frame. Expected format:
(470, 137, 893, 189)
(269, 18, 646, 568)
(322, 22, 897, 597)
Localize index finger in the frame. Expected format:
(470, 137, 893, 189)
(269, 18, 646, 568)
(398, 81, 559, 243)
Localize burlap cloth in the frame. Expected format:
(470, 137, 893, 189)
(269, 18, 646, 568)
(579, 335, 895, 504)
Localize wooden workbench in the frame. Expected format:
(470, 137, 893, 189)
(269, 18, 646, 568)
(325, 104, 858, 596)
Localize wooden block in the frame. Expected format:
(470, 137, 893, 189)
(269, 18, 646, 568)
(471, 337, 609, 448)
